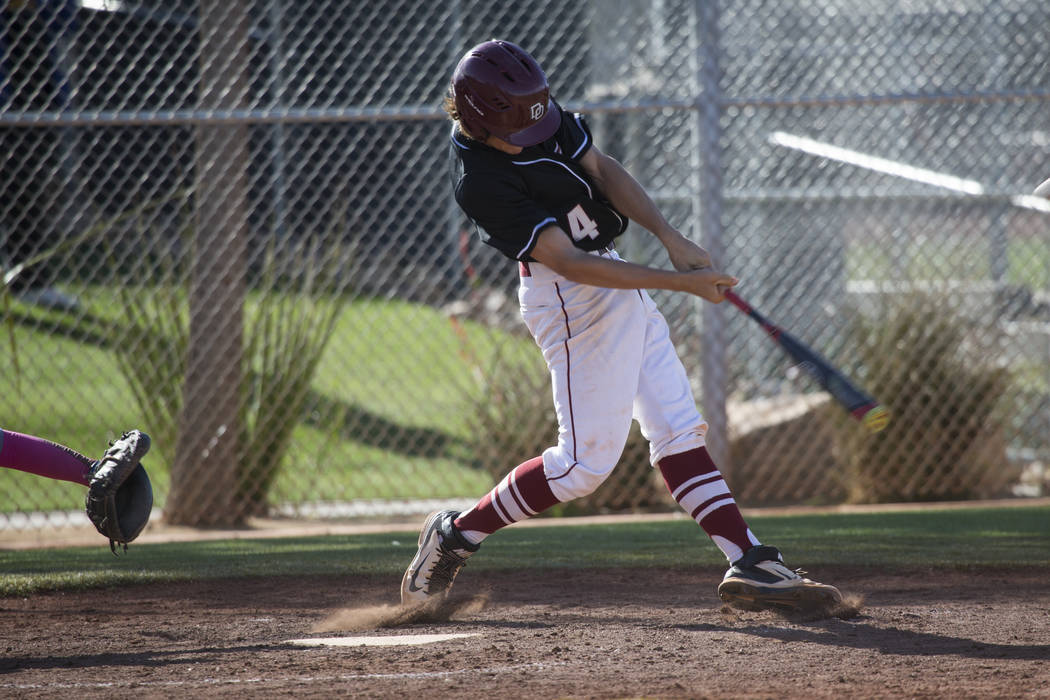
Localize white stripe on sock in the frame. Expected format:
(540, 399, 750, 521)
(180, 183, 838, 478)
(508, 471, 538, 517)
(695, 496, 737, 523)
(711, 535, 743, 563)
(489, 484, 514, 525)
(676, 479, 731, 518)
(457, 528, 487, 546)
(671, 473, 719, 501)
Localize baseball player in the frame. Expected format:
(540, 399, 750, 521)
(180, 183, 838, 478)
(1, 428, 153, 551)
(402, 40, 841, 613)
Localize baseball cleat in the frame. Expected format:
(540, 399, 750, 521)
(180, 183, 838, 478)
(717, 545, 842, 613)
(400, 510, 479, 606)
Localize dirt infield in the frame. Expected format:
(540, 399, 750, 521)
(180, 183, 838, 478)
(2, 565, 1048, 699)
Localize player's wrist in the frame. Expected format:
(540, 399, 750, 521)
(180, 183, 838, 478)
(652, 226, 683, 244)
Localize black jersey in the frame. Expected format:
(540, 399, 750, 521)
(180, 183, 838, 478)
(450, 104, 629, 263)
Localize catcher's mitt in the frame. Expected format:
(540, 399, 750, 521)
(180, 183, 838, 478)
(85, 430, 153, 554)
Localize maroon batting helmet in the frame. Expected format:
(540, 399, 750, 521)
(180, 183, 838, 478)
(450, 40, 561, 147)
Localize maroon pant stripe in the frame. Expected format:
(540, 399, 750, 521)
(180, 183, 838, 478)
(554, 281, 577, 464)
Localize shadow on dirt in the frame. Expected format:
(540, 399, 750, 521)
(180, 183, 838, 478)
(680, 617, 1050, 661)
(0, 644, 293, 673)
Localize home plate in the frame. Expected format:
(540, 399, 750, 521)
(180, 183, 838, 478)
(287, 633, 479, 647)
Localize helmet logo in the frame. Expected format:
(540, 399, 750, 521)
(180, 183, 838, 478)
(529, 102, 544, 121)
(464, 93, 484, 116)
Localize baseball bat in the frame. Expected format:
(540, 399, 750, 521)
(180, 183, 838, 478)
(723, 289, 889, 433)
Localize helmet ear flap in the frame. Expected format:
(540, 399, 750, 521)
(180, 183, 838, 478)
(450, 85, 488, 141)
(459, 116, 489, 142)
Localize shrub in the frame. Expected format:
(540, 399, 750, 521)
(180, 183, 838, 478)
(113, 231, 344, 522)
(830, 295, 1013, 502)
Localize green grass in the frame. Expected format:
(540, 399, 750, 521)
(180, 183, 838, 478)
(2, 505, 1047, 597)
(1008, 236, 1050, 290)
(1, 319, 151, 510)
(2, 291, 536, 511)
(846, 234, 1050, 288)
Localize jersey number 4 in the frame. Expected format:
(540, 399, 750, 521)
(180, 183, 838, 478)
(567, 204, 599, 242)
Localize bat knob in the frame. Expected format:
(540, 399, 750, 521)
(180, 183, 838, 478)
(861, 405, 890, 433)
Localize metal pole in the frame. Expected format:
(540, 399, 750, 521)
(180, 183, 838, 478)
(695, 0, 729, 471)
(988, 202, 1009, 283)
(445, 0, 463, 287)
(268, 0, 289, 238)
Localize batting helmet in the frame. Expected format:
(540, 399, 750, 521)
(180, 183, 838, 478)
(451, 40, 561, 147)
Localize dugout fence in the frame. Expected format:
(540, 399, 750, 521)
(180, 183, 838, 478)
(1, 0, 1048, 530)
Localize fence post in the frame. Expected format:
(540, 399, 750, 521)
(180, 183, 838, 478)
(695, 0, 730, 471)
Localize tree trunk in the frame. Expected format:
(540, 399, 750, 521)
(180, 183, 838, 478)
(166, 0, 251, 526)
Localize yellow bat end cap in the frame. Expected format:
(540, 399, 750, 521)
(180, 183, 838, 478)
(862, 405, 890, 433)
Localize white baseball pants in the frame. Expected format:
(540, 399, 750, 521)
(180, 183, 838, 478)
(518, 249, 708, 502)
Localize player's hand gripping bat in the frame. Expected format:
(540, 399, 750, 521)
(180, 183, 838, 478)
(723, 289, 889, 433)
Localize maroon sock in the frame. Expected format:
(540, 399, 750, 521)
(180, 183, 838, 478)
(454, 456, 561, 543)
(0, 430, 94, 486)
(658, 446, 759, 562)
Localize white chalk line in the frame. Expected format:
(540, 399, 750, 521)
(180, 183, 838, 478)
(1, 661, 568, 691)
(288, 632, 479, 647)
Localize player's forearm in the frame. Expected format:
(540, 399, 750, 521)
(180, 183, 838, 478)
(544, 250, 688, 292)
(556, 254, 734, 302)
(532, 227, 735, 302)
(595, 159, 713, 270)
(592, 154, 678, 243)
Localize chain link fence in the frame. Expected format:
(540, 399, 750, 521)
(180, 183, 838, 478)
(2, 0, 1048, 530)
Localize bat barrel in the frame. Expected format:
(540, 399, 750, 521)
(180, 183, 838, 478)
(725, 290, 887, 433)
(855, 404, 889, 433)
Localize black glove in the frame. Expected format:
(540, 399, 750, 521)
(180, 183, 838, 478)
(85, 430, 153, 553)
